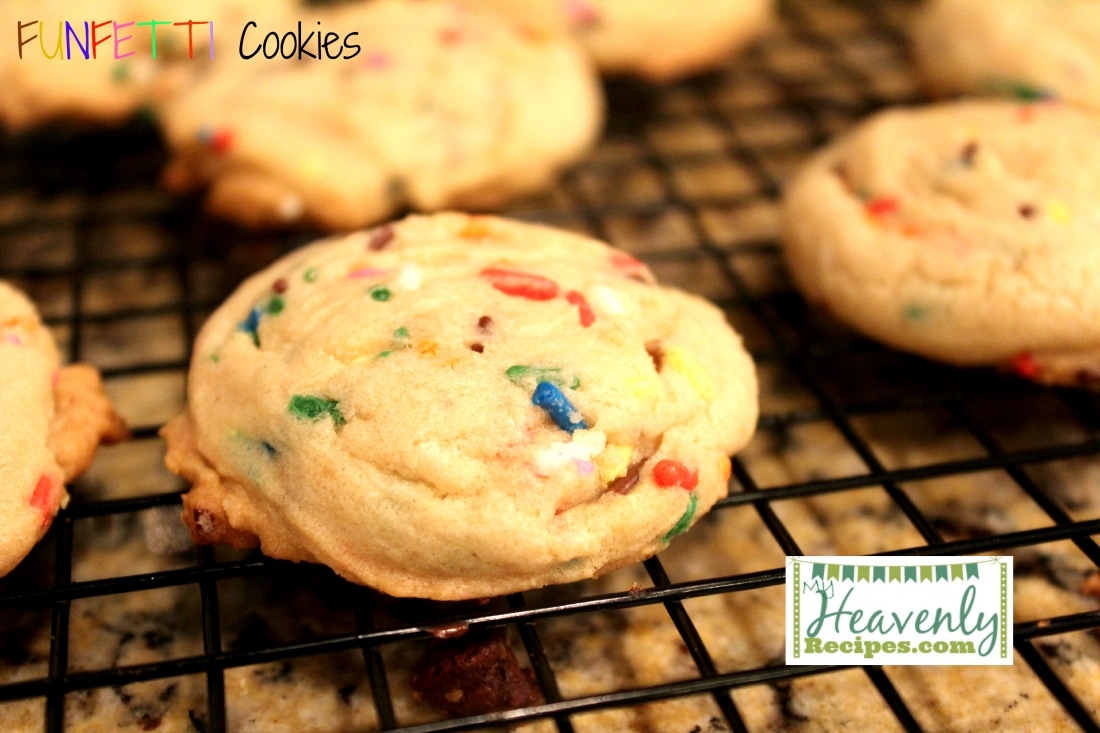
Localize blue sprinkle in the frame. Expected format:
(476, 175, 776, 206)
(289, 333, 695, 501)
(260, 441, 277, 457)
(239, 306, 263, 346)
(532, 381, 587, 434)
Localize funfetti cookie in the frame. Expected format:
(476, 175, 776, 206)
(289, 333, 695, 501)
(161, 213, 758, 600)
(156, 0, 603, 231)
(912, 0, 1100, 112)
(0, 0, 295, 130)
(0, 282, 128, 577)
(780, 100, 1100, 387)
(471, 0, 773, 80)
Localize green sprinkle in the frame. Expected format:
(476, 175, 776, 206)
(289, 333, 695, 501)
(288, 395, 346, 427)
(393, 326, 409, 340)
(209, 353, 220, 364)
(506, 365, 580, 390)
(303, 267, 319, 283)
(111, 62, 130, 83)
(903, 304, 928, 322)
(267, 295, 285, 315)
(662, 493, 698, 544)
(370, 286, 392, 302)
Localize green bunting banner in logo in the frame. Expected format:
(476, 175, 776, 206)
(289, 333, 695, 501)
(807, 561, 980, 583)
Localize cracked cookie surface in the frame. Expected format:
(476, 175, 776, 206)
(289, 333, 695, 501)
(162, 213, 757, 599)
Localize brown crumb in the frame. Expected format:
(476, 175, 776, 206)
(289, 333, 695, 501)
(410, 629, 542, 716)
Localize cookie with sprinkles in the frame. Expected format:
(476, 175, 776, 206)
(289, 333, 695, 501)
(780, 100, 1100, 386)
(470, 0, 773, 80)
(0, 281, 129, 577)
(156, 0, 603, 231)
(0, 0, 293, 130)
(911, 0, 1100, 112)
(161, 213, 758, 600)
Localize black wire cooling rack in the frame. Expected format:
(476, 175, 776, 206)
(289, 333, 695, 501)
(4, 1, 1100, 731)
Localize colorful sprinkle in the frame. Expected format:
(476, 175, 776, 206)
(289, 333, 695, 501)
(111, 62, 130, 82)
(398, 264, 422, 291)
(563, 0, 600, 26)
(3, 333, 23, 346)
(288, 395, 346, 427)
(664, 346, 714, 399)
(364, 50, 391, 69)
(267, 295, 285, 315)
(477, 315, 493, 332)
(1048, 200, 1072, 225)
(865, 196, 899, 217)
(197, 126, 234, 154)
(273, 278, 288, 294)
(480, 267, 559, 300)
(29, 473, 59, 527)
(532, 381, 587, 433)
(565, 290, 595, 327)
(348, 267, 390, 279)
(595, 443, 632, 484)
(239, 306, 264, 346)
(370, 285, 392, 302)
(534, 429, 606, 477)
(609, 251, 649, 281)
(260, 441, 277, 457)
(653, 459, 699, 490)
(1018, 203, 1036, 218)
(506, 365, 580, 390)
(439, 27, 462, 44)
(903, 304, 928, 322)
(303, 267, 320, 283)
(376, 327, 411, 359)
(959, 141, 978, 166)
(368, 225, 395, 251)
(662, 493, 698, 543)
(460, 218, 491, 239)
(1011, 352, 1040, 380)
(590, 285, 627, 315)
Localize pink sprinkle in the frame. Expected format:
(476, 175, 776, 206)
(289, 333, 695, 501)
(563, 0, 600, 26)
(364, 51, 391, 69)
(51, 369, 60, 387)
(574, 459, 595, 475)
(3, 334, 22, 346)
(347, 267, 391, 279)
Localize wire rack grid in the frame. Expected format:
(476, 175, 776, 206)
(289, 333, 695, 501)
(3, 1, 1100, 731)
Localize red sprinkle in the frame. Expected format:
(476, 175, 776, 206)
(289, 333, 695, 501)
(609, 251, 648, 281)
(272, 278, 288, 294)
(652, 460, 698, 490)
(565, 290, 595, 327)
(1011, 352, 1040, 380)
(29, 473, 58, 527)
(209, 128, 234, 154)
(480, 268, 559, 301)
(439, 27, 462, 44)
(368, 224, 395, 251)
(865, 196, 899, 217)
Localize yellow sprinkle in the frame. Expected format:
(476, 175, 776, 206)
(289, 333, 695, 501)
(416, 340, 438, 356)
(624, 373, 660, 400)
(1048, 200, 1072, 225)
(595, 444, 632, 484)
(352, 355, 370, 364)
(664, 345, 714, 399)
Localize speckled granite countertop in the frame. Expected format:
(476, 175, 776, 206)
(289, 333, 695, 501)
(3, 1, 1100, 731)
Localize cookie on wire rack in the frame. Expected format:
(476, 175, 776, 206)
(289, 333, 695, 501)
(157, 0, 603, 231)
(161, 213, 758, 600)
(780, 99, 1100, 386)
(0, 281, 129, 577)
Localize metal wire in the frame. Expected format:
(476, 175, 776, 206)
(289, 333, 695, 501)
(2, 0, 1100, 731)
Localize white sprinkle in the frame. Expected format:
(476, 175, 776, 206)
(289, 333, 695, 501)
(398, 263, 423, 290)
(591, 285, 627, 315)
